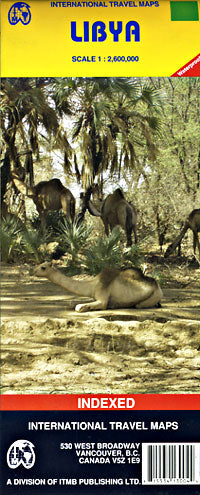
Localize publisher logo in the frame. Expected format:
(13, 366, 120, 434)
(7, 440, 35, 469)
(8, 2, 31, 26)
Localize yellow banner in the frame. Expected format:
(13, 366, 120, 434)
(1, 0, 200, 76)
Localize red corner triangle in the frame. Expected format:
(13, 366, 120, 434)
(171, 54, 200, 76)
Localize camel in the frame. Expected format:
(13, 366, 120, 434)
(33, 262, 162, 312)
(11, 173, 75, 230)
(82, 189, 137, 247)
(164, 209, 200, 259)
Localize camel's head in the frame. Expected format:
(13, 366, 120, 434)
(113, 188, 125, 199)
(32, 262, 53, 277)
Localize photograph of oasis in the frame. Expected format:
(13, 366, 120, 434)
(1, 76, 200, 394)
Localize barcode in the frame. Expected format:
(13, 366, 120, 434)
(142, 443, 200, 485)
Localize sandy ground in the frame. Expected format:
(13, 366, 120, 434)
(1, 261, 200, 394)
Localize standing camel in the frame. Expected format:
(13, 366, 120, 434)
(81, 188, 137, 247)
(11, 173, 75, 230)
(164, 209, 200, 258)
(33, 262, 162, 312)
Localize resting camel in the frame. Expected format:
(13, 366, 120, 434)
(164, 209, 200, 258)
(11, 173, 75, 230)
(83, 189, 137, 247)
(33, 262, 162, 312)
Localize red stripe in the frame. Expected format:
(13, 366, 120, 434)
(1, 394, 199, 411)
(171, 53, 200, 77)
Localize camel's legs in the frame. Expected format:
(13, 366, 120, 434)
(193, 231, 200, 257)
(61, 195, 74, 222)
(126, 226, 132, 247)
(133, 226, 137, 244)
(75, 299, 108, 312)
(103, 220, 109, 236)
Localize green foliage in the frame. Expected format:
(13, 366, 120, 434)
(150, 268, 164, 287)
(1, 215, 23, 262)
(82, 227, 123, 275)
(1, 215, 51, 263)
(68, 78, 161, 189)
(55, 217, 92, 263)
(1, 212, 144, 275)
(123, 244, 144, 267)
(20, 228, 51, 263)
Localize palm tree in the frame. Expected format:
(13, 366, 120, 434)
(0, 77, 72, 207)
(1, 77, 161, 216)
(53, 78, 161, 191)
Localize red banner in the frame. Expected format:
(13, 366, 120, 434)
(171, 53, 200, 77)
(1, 394, 200, 411)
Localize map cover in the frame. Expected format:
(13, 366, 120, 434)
(1, 1, 200, 493)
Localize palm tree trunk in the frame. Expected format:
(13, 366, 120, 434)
(1, 151, 10, 204)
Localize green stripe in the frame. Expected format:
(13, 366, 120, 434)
(170, 1, 199, 21)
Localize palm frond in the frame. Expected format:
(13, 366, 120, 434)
(72, 116, 84, 140)
(83, 228, 122, 275)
